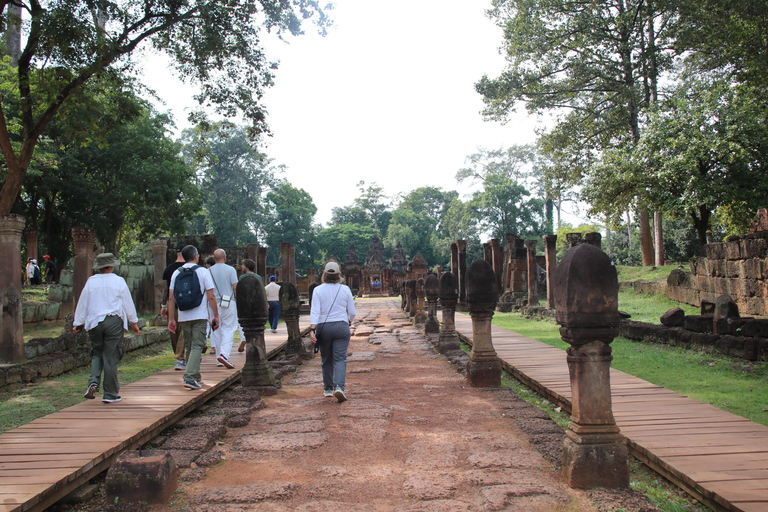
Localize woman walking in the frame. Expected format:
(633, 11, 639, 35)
(309, 261, 356, 403)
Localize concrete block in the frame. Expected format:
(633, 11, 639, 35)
(105, 450, 178, 505)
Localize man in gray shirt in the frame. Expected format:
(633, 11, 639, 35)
(209, 249, 239, 369)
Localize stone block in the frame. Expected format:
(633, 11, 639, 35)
(105, 450, 178, 505)
(685, 315, 713, 333)
(667, 269, 690, 287)
(660, 308, 685, 327)
(1, 364, 22, 385)
(742, 297, 768, 317)
(725, 260, 742, 278)
(741, 319, 768, 338)
(743, 259, 765, 280)
(700, 301, 715, 316)
(716, 317, 752, 336)
(726, 240, 743, 260)
(697, 275, 713, 294)
(691, 332, 719, 348)
(758, 339, 768, 361)
(743, 237, 768, 259)
(739, 279, 760, 298)
(704, 244, 723, 260)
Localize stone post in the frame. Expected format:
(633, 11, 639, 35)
(23, 230, 38, 262)
(288, 244, 296, 285)
(554, 243, 629, 489)
(491, 238, 503, 295)
(280, 281, 305, 363)
(482, 242, 492, 264)
(566, 233, 582, 248)
(280, 243, 291, 284)
(0, 215, 26, 363)
(584, 232, 602, 250)
(150, 239, 167, 313)
(450, 242, 458, 277)
(504, 233, 517, 292)
(246, 243, 258, 262)
(408, 279, 417, 319)
(414, 278, 428, 324)
(401, 280, 408, 310)
(235, 275, 276, 393)
(424, 274, 440, 334)
(525, 240, 539, 306)
(72, 227, 96, 310)
(438, 272, 460, 354)
(257, 247, 267, 278)
(543, 235, 557, 310)
(456, 239, 467, 307)
(466, 259, 501, 387)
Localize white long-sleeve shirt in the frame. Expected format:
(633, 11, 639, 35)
(310, 283, 356, 325)
(74, 273, 139, 331)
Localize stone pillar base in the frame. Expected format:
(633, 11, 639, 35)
(424, 318, 439, 333)
(242, 363, 276, 388)
(562, 435, 629, 489)
(105, 451, 178, 505)
(414, 312, 427, 324)
(466, 358, 501, 387)
(243, 384, 279, 396)
(437, 333, 460, 354)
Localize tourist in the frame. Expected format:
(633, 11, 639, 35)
(25, 257, 34, 286)
(309, 261, 356, 403)
(209, 249, 238, 369)
(168, 245, 220, 390)
(43, 254, 56, 283)
(73, 253, 140, 403)
(161, 244, 187, 371)
(265, 275, 281, 333)
(204, 255, 216, 351)
(29, 259, 41, 285)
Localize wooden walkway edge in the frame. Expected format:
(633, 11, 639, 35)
(0, 334, 286, 512)
(454, 313, 768, 512)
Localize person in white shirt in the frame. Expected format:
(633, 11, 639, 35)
(73, 253, 140, 403)
(168, 245, 220, 390)
(209, 249, 239, 368)
(265, 275, 281, 333)
(309, 261, 356, 403)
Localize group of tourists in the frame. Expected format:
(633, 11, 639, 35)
(24, 255, 56, 285)
(72, 243, 356, 405)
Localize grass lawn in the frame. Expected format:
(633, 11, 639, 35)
(615, 264, 689, 283)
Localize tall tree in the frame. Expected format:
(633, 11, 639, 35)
(315, 223, 379, 265)
(264, 182, 318, 271)
(0, 0, 328, 214)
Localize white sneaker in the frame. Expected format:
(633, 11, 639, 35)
(323, 389, 333, 397)
(334, 387, 347, 403)
(217, 354, 235, 369)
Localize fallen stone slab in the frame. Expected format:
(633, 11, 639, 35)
(481, 483, 567, 511)
(193, 482, 298, 503)
(403, 471, 460, 500)
(263, 419, 325, 434)
(105, 450, 178, 505)
(233, 432, 328, 451)
(162, 425, 226, 452)
(468, 449, 539, 469)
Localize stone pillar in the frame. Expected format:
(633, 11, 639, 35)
(23, 230, 38, 262)
(408, 279, 417, 319)
(414, 278, 427, 324)
(308, 282, 319, 310)
(235, 275, 276, 392)
(543, 235, 557, 310)
(504, 233, 517, 292)
(280, 243, 291, 284)
(482, 242, 492, 264)
(72, 227, 96, 310)
(151, 239, 168, 313)
(466, 259, 501, 387)
(257, 247, 267, 278)
(288, 244, 296, 285)
(307, 268, 316, 286)
(401, 280, 408, 311)
(554, 243, 629, 489)
(424, 274, 440, 334)
(438, 272, 460, 354)
(525, 240, 539, 306)
(456, 239, 467, 307)
(566, 233, 582, 248)
(246, 243, 258, 262)
(450, 242, 458, 277)
(491, 238, 503, 295)
(584, 232, 602, 250)
(280, 282, 305, 363)
(0, 215, 26, 363)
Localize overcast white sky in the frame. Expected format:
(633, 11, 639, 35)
(142, 0, 546, 227)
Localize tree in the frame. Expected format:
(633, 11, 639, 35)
(181, 122, 278, 245)
(384, 209, 438, 265)
(315, 223, 379, 265)
(264, 182, 318, 271)
(469, 174, 544, 240)
(0, 0, 329, 214)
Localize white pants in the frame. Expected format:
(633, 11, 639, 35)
(211, 302, 239, 358)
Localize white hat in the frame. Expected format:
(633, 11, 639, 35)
(324, 261, 341, 275)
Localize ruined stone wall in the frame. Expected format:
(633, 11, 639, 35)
(666, 232, 768, 317)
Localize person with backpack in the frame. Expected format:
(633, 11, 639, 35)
(167, 245, 220, 390)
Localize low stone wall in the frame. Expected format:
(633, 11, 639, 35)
(633, 280, 667, 296)
(0, 327, 171, 390)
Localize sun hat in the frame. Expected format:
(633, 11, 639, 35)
(323, 261, 341, 275)
(31, 259, 37, 264)
(93, 253, 120, 270)
(269, 275, 276, 281)
(43, 255, 50, 259)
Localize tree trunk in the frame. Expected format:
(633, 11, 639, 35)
(690, 206, 711, 256)
(639, 206, 654, 266)
(654, 211, 664, 266)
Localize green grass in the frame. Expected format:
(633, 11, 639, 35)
(0, 344, 176, 434)
(615, 264, 689, 283)
(618, 287, 699, 323)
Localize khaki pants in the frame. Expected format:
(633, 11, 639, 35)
(170, 306, 185, 360)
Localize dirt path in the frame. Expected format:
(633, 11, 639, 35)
(135, 298, 659, 512)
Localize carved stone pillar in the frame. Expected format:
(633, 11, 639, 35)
(482, 242, 492, 264)
(408, 280, 417, 319)
(72, 227, 97, 310)
(401, 280, 408, 311)
(456, 239, 467, 307)
(543, 235, 557, 310)
(257, 247, 267, 278)
(424, 274, 440, 334)
(23, 230, 38, 262)
(525, 240, 539, 306)
(0, 215, 26, 363)
(280, 243, 291, 284)
(566, 233, 582, 248)
(151, 239, 168, 313)
(491, 239, 503, 296)
(280, 281, 305, 363)
(438, 272, 459, 354)
(504, 233, 516, 292)
(466, 260, 501, 387)
(584, 232, 602, 250)
(246, 243, 258, 262)
(236, 275, 276, 393)
(450, 242, 458, 277)
(555, 243, 628, 489)
(414, 278, 427, 324)
(288, 244, 296, 285)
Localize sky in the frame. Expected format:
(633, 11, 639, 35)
(141, 0, 546, 227)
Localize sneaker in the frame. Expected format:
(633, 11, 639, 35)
(323, 389, 333, 397)
(184, 380, 202, 390)
(174, 360, 186, 371)
(195, 379, 204, 386)
(83, 383, 98, 399)
(102, 396, 122, 403)
(334, 387, 347, 403)
(217, 362, 225, 367)
(271, 328, 277, 333)
(217, 354, 236, 369)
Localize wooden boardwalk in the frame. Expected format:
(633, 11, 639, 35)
(0, 332, 287, 512)
(454, 314, 768, 512)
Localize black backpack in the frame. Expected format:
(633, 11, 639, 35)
(173, 265, 204, 311)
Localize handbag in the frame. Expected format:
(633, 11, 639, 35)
(210, 269, 231, 309)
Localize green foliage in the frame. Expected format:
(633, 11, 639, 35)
(469, 174, 544, 240)
(315, 223, 379, 266)
(263, 182, 318, 271)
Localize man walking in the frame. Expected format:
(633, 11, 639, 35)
(73, 253, 140, 403)
(209, 249, 238, 369)
(161, 244, 187, 370)
(265, 275, 281, 333)
(168, 245, 220, 390)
